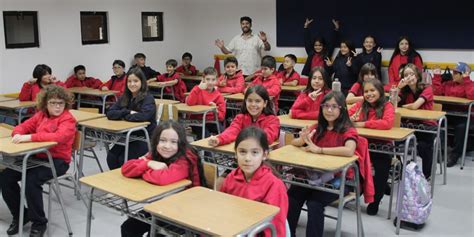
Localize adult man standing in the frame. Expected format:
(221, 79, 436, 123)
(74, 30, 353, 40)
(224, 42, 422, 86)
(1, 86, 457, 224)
(215, 16, 271, 76)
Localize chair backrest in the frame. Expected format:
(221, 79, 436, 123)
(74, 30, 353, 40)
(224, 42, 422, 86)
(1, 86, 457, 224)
(284, 132, 294, 146)
(433, 103, 442, 111)
(394, 111, 401, 128)
(156, 104, 178, 122)
(203, 163, 217, 190)
(0, 123, 14, 130)
(72, 131, 81, 151)
(78, 107, 100, 114)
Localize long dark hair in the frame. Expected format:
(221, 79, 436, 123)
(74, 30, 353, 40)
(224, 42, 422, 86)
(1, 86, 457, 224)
(305, 67, 331, 93)
(32, 64, 52, 89)
(241, 85, 275, 115)
(119, 67, 148, 107)
(150, 121, 206, 187)
(315, 91, 353, 141)
(399, 63, 423, 105)
(388, 36, 423, 67)
(357, 63, 379, 84)
(337, 39, 356, 58)
(360, 79, 387, 120)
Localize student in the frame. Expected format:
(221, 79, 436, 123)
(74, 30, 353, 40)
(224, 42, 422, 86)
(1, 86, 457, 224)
(290, 67, 332, 120)
(354, 35, 382, 78)
(302, 18, 340, 76)
(106, 68, 157, 169)
(208, 85, 280, 146)
(220, 126, 288, 237)
(346, 63, 379, 104)
(326, 39, 358, 96)
(397, 63, 434, 178)
(277, 54, 301, 86)
(248, 55, 282, 113)
(1, 85, 76, 237)
(287, 91, 359, 237)
(101, 60, 127, 97)
(19, 64, 65, 101)
(176, 52, 197, 76)
(386, 36, 423, 91)
(155, 59, 187, 102)
(186, 67, 226, 139)
(432, 62, 474, 167)
(120, 121, 205, 237)
(216, 56, 245, 94)
(130, 53, 160, 80)
(65, 65, 102, 89)
(348, 79, 394, 215)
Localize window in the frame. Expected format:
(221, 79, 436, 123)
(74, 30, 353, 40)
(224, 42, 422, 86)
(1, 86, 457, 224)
(3, 11, 39, 49)
(80, 11, 108, 45)
(141, 12, 163, 41)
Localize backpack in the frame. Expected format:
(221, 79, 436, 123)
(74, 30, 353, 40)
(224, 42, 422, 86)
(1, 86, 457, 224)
(441, 67, 453, 82)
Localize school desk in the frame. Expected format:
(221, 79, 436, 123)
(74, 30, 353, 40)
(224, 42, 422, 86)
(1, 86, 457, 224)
(0, 100, 37, 124)
(69, 109, 106, 123)
(148, 81, 177, 100)
(279, 85, 305, 104)
(434, 95, 474, 170)
(278, 114, 316, 134)
(0, 126, 12, 138)
(0, 95, 16, 102)
(67, 87, 118, 114)
(144, 186, 279, 236)
(175, 103, 221, 139)
(268, 145, 363, 237)
(180, 75, 203, 81)
(79, 169, 191, 237)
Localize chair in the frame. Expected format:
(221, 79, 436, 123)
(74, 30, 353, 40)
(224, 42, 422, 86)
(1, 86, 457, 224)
(433, 103, 443, 112)
(203, 163, 217, 190)
(156, 103, 178, 122)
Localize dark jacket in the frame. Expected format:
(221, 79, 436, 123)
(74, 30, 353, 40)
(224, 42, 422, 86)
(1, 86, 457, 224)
(302, 27, 340, 76)
(130, 65, 160, 80)
(354, 50, 382, 78)
(326, 54, 359, 90)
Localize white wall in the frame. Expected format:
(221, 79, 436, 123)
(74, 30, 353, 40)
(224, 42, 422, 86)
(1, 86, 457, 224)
(1, 0, 473, 93)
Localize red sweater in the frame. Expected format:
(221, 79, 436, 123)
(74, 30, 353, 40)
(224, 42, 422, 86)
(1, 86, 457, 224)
(220, 165, 288, 237)
(348, 101, 395, 130)
(290, 88, 331, 120)
(349, 82, 364, 96)
(157, 72, 187, 102)
(121, 149, 201, 187)
(432, 74, 474, 99)
(12, 110, 76, 163)
(217, 113, 280, 145)
(248, 74, 282, 111)
(217, 70, 245, 94)
(386, 54, 423, 91)
(186, 87, 226, 121)
(176, 65, 197, 76)
(65, 75, 102, 89)
(400, 86, 437, 126)
(101, 74, 127, 97)
(19, 81, 66, 101)
(277, 70, 301, 85)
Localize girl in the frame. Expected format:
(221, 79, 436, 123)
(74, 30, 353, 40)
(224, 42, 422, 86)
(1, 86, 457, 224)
(290, 67, 332, 120)
(301, 18, 340, 77)
(217, 56, 245, 94)
(386, 36, 423, 91)
(208, 85, 280, 146)
(287, 91, 359, 237)
(106, 67, 157, 170)
(278, 54, 301, 86)
(101, 60, 127, 98)
(19, 64, 65, 101)
(326, 40, 359, 96)
(398, 63, 435, 178)
(1, 85, 76, 237)
(346, 63, 379, 104)
(348, 79, 394, 215)
(220, 126, 288, 237)
(354, 35, 382, 78)
(120, 121, 205, 237)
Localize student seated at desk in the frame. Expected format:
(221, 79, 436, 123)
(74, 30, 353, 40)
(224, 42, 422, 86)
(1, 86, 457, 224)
(220, 126, 288, 237)
(129, 53, 160, 80)
(65, 65, 102, 89)
(101, 60, 127, 98)
(176, 52, 198, 76)
(348, 79, 394, 215)
(432, 62, 474, 167)
(106, 68, 157, 169)
(1, 85, 76, 237)
(217, 56, 245, 94)
(289, 67, 331, 120)
(186, 67, 226, 139)
(120, 121, 205, 237)
(154, 59, 187, 102)
(19, 64, 65, 101)
(208, 85, 280, 147)
(248, 56, 282, 113)
(277, 54, 301, 86)
(346, 63, 379, 105)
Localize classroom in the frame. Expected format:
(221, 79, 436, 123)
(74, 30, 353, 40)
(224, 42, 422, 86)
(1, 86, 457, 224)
(0, 0, 473, 236)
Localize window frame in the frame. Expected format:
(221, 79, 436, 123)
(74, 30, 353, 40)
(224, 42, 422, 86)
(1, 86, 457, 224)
(3, 11, 40, 49)
(141, 12, 163, 42)
(80, 11, 109, 45)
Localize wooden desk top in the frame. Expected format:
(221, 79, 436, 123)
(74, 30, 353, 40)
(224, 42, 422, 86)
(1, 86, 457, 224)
(175, 103, 215, 113)
(144, 187, 279, 236)
(0, 127, 12, 138)
(0, 100, 37, 109)
(278, 115, 316, 129)
(148, 81, 176, 88)
(357, 127, 414, 141)
(181, 75, 203, 81)
(281, 85, 306, 92)
(224, 93, 245, 101)
(67, 87, 118, 96)
(155, 99, 180, 105)
(269, 145, 358, 172)
(80, 169, 191, 202)
(0, 137, 57, 156)
(396, 108, 446, 120)
(434, 95, 474, 105)
(0, 96, 16, 102)
(78, 117, 150, 132)
(192, 138, 280, 154)
(69, 109, 105, 123)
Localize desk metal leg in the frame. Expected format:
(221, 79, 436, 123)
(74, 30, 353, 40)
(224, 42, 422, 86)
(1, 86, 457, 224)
(353, 164, 364, 237)
(335, 165, 349, 237)
(443, 119, 448, 184)
(101, 96, 106, 114)
(461, 102, 473, 169)
(78, 126, 86, 180)
(18, 107, 26, 124)
(86, 188, 94, 237)
(77, 94, 82, 110)
(18, 152, 32, 237)
(214, 108, 221, 134)
(124, 127, 151, 163)
(150, 215, 157, 237)
(248, 222, 277, 237)
(202, 111, 208, 139)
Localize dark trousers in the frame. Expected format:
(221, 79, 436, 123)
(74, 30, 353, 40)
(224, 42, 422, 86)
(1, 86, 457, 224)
(107, 141, 148, 170)
(287, 185, 344, 237)
(370, 152, 391, 203)
(121, 213, 151, 237)
(447, 115, 474, 156)
(0, 158, 69, 226)
(416, 132, 435, 179)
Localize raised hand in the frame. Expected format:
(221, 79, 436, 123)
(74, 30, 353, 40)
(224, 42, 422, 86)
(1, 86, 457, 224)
(376, 47, 383, 53)
(325, 57, 333, 67)
(304, 18, 314, 28)
(309, 88, 322, 100)
(351, 50, 359, 57)
(215, 39, 225, 49)
(50, 75, 58, 83)
(258, 31, 268, 42)
(346, 57, 352, 67)
(332, 19, 340, 30)
(198, 81, 208, 90)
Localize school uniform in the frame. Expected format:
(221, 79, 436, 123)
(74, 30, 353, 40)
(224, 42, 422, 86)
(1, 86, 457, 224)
(217, 113, 280, 145)
(217, 70, 245, 94)
(220, 165, 288, 237)
(354, 50, 382, 78)
(248, 74, 282, 113)
(106, 94, 157, 169)
(302, 28, 340, 76)
(64, 76, 102, 89)
(1, 110, 76, 230)
(176, 65, 197, 76)
(386, 54, 423, 91)
(19, 82, 66, 101)
(130, 65, 160, 80)
(101, 74, 127, 97)
(157, 72, 187, 102)
(326, 55, 359, 96)
(290, 88, 331, 120)
(277, 69, 301, 85)
(349, 82, 364, 97)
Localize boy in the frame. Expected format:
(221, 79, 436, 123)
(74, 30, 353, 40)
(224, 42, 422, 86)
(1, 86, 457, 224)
(217, 56, 245, 94)
(248, 55, 282, 113)
(130, 53, 160, 80)
(156, 59, 187, 102)
(277, 54, 301, 86)
(176, 52, 197, 76)
(65, 65, 102, 89)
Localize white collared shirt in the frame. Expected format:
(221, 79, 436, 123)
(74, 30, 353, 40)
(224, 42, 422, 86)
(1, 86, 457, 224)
(226, 33, 265, 75)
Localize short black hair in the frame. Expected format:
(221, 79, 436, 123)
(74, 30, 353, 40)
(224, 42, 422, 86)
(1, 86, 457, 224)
(182, 52, 192, 60)
(134, 53, 146, 59)
(284, 54, 297, 63)
(261, 55, 276, 69)
(74, 65, 86, 74)
(240, 16, 252, 24)
(112, 59, 125, 68)
(166, 59, 178, 68)
(224, 56, 238, 67)
(203, 67, 217, 76)
(32, 64, 52, 88)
